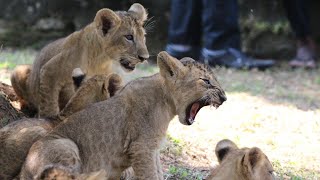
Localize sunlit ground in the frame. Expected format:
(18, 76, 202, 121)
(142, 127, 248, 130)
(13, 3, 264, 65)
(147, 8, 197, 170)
(1, 49, 320, 179)
(166, 93, 320, 179)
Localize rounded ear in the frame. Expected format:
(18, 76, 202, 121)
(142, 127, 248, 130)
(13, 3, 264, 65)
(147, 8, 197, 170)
(180, 57, 196, 64)
(215, 139, 238, 163)
(103, 73, 123, 97)
(246, 147, 264, 169)
(157, 51, 186, 79)
(128, 3, 148, 24)
(94, 8, 121, 36)
(72, 68, 86, 89)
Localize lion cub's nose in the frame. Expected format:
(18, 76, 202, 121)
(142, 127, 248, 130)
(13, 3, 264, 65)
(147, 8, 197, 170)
(138, 54, 149, 62)
(219, 92, 227, 103)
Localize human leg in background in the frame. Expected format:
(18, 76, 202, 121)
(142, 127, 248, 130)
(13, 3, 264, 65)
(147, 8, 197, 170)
(283, 0, 317, 68)
(166, 0, 202, 60)
(201, 0, 274, 70)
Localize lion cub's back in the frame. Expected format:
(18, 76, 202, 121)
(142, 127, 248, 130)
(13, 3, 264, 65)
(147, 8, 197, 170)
(0, 119, 52, 179)
(28, 38, 67, 95)
(34, 37, 66, 70)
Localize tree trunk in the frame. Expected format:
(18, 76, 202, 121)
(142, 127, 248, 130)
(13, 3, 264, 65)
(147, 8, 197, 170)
(0, 82, 18, 101)
(0, 82, 23, 128)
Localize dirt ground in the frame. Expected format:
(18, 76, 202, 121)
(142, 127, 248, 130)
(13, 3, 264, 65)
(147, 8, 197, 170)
(0, 49, 320, 179)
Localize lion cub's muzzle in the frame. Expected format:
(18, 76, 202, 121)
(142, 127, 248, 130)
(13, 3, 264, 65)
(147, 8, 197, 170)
(186, 89, 226, 125)
(218, 90, 227, 105)
(138, 54, 149, 62)
(201, 89, 227, 109)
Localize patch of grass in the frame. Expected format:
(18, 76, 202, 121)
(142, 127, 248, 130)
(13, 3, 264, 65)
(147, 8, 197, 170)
(163, 134, 185, 156)
(272, 160, 320, 180)
(165, 165, 205, 180)
(0, 61, 16, 69)
(137, 63, 159, 73)
(0, 49, 36, 69)
(315, 76, 320, 85)
(215, 67, 320, 110)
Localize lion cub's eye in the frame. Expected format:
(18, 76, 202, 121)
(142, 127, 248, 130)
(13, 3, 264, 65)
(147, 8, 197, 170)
(200, 78, 211, 85)
(125, 35, 134, 41)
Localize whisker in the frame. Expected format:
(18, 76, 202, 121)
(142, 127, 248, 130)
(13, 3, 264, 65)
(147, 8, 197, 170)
(144, 16, 155, 28)
(144, 17, 156, 32)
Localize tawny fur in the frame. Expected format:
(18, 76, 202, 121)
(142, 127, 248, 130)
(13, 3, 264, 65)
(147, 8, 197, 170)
(10, 3, 149, 118)
(207, 139, 275, 180)
(36, 165, 107, 180)
(0, 73, 122, 180)
(19, 52, 226, 180)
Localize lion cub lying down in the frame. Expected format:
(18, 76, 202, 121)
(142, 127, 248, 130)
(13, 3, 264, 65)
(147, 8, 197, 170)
(20, 52, 226, 180)
(207, 139, 275, 180)
(0, 71, 122, 180)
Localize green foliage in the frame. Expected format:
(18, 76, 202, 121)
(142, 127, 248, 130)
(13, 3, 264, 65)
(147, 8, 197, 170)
(164, 134, 185, 156)
(272, 160, 320, 180)
(0, 49, 35, 69)
(167, 165, 205, 180)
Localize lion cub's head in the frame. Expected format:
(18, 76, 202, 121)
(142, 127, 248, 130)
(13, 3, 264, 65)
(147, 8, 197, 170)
(207, 139, 275, 180)
(157, 52, 227, 125)
(93, 3, 149, 71)
(59, 68, 123, 118)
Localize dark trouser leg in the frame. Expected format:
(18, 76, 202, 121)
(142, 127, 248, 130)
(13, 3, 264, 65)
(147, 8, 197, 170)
(202, 0, 240, 51)
(283, 0, 311, 40)
(166, 0, 202, 59)
(284, 0, 316, 68)
(201, 0, 274, 70)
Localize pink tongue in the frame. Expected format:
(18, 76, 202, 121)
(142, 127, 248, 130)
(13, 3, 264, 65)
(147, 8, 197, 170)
(190, 103, 200, 119)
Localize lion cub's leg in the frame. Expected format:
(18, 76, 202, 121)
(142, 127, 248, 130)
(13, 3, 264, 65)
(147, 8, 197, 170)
(38, 55, 69, 118)
(20, 137, 81, 180)
(155, 151, 164, 179)
(10, 64, 37, 116)
(129, 143, 162, 180)
(59, 83, 76, 110)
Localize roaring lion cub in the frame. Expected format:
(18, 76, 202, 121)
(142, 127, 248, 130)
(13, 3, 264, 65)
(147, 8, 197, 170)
(0, 72, 122, 180)
(19, 51, 226, 180)
(11, 3, 149, 118)
(207, 139, 275, 180)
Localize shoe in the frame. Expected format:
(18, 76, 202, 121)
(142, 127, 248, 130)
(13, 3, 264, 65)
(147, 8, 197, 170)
(203, 48, 275, 70)
(165, 45, 201, 60)
(289, 45, 317, 69)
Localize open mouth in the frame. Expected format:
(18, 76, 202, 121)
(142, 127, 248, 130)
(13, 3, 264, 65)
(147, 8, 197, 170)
(185, 98, 222, 125)
(120, 59, 135, 71)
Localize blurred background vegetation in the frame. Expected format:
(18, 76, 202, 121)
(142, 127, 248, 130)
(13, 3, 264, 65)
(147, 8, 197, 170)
(0, 0, 319, 60)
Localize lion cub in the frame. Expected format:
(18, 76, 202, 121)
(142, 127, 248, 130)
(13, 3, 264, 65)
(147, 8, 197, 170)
(36, 166, 107, 180)
(0, 71, 122, 180)
(20, 51, 227, 180)
(11, 3, 149, 118)
(207, 139, 275, 180)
